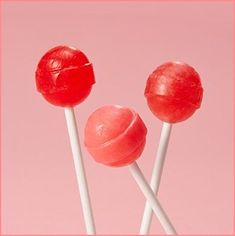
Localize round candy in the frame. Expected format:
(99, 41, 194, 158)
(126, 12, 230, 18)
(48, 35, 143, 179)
(144, 62, 203, 123)
(84, 105, 147, 167)
(35, 45, 95, 107)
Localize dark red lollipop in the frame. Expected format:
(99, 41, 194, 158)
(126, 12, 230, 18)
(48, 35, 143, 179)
(35, 46, 96, 233)
(144, 61, 203, 123)
(36, 45, 95, 107)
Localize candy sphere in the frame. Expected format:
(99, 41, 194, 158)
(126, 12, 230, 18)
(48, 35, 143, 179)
(84, 105, 147, 167)
(144, 62, 203, 123)
(35, 45, 95, 107)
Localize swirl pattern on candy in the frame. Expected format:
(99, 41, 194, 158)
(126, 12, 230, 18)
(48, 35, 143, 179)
(36, 45, 95, 107)
(145, 61, 203, 123)
(84, 105, 147, 167)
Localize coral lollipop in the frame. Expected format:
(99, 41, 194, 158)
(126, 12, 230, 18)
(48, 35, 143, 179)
(36, 45, 96, 234)
(85, 105, 177, 234)
(140, 61, 203, 234)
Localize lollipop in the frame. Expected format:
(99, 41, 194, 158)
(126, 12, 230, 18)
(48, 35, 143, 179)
(140, 62, 203, 234)
(36, 45, 95, 107)
(36, 45, 96, 234)
(85, 105, 177, 234)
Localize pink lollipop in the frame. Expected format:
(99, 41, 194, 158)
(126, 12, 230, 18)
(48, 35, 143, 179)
(85, 105, 146, 167)
(85, 105, 177, 234)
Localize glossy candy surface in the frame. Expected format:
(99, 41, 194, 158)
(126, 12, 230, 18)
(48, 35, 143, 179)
(36, 45, 95, 107)
(145, 62, 203, 123)
(84, 105, 147, 167)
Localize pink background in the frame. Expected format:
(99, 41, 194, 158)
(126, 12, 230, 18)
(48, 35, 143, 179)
(1, 1, 234, 235)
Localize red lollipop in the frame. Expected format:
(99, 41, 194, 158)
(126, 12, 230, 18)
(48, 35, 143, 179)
(36, 45, 95, 107)
(145, 61, 203, 123)
(35, 46, 96, 234)
(140, 62, 203, 234)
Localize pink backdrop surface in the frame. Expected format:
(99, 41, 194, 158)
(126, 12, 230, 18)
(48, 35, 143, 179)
(1, 1, 234, 235)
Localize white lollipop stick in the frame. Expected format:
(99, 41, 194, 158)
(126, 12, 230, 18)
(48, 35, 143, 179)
(140, 122, 172, 234)
(129, 161, 176, 235)
(64, 107, 96, 235)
